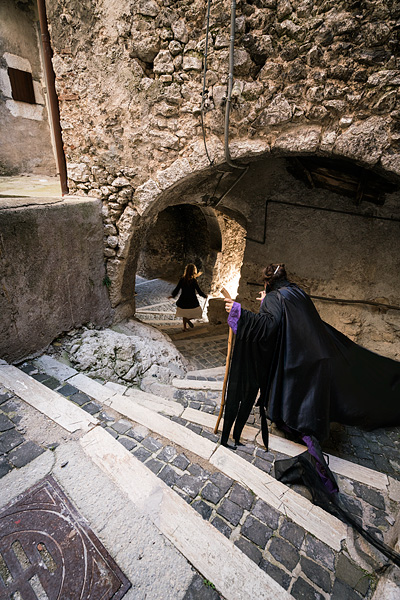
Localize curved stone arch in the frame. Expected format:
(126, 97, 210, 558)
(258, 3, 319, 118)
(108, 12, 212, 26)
(108, 125, 400, 320)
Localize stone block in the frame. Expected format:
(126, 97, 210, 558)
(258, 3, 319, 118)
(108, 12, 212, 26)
(259, 560, 291, 590)
(146, 458, 164, 475)
(268, 537, 300, 571)
(280, 520, 305, 549)
(304, 535, 335, 571)
(0, 458, 11, 478)
(157, 445, 177, 462)
(242, 515, 272, 548)
(252, 499, 280, 531)
(331, 579, 363, 600)
(172, 453, 190, 470)
(216, 498, 243, 526)
(117, 437, 137, 452)
(291, 577, 324, 600)
(353, 482, 385, 510)
(0, 414, 14, 432)
(211, 516, 232, 539)
(192, 500, 213, 520)
(0, 429, 24, 454)
(158, 464, 178, 486)
(8, 441, 44, 468)
(300, 556, 332, 593)
(335, 554, 371, 596)
(201, 482, 225, 505)
(229, 483, 255, 510)
(209, 471, 233, 495)
(176, 473, 205, 498)
(234, 536, 262, 565)
(133, 446, 152, 463)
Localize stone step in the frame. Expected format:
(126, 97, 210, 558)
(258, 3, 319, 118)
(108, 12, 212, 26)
(0, 363, 288, 600)
(30, 355, 393, 491)
(187, 366, 226, 380)
(82, 427, 290, 600)
(0, 362, 97, 433)
(14, 357, 348, 549)
(172, 378, 223, 392)
(35, 367, 347, 551)
(9, 358, 400, 595)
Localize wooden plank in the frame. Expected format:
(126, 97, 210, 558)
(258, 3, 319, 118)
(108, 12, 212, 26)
(0, 365, 97, 433)
(210, 446, 347, 551)
(81, 427, 291, 600)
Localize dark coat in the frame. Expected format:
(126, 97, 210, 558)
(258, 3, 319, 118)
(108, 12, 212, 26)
(171, 278, 206, 309)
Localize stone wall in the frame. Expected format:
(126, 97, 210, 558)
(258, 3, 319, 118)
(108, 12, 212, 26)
(0, 198, 112, 363)
(44, 0, 400, 355)
(0, 0, 56, 175)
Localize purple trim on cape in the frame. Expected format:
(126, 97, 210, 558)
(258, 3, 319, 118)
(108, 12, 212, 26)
(302, 435, 338, 495)
(227, 302, 241, 334)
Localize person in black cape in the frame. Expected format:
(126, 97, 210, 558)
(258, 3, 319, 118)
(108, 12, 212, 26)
(222, 263, 400, 566)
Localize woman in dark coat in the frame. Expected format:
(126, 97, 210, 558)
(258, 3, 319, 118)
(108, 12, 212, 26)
(223, 263, 400, 565)
(169, 264, 207, 331)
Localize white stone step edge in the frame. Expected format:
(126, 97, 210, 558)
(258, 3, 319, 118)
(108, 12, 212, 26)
(65, 372, 347, 551)
(187, 366, 226, 378)
(172, 378, 223, 391)
(32, 355, 391, 492)
(0, 364, 97, 433)
(81, 426, 291, 600)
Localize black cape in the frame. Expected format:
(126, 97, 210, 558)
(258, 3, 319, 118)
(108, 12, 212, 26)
(222, 281, 400, 447)
(221, 281, 400, 566)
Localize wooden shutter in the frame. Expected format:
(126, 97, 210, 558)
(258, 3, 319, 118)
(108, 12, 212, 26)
(8, 67, 36, 104)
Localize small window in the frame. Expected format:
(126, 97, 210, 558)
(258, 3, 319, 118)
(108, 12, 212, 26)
(8, 67, 36, 104)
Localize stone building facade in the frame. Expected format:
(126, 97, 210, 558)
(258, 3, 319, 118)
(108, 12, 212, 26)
(1, 0, 399, 360)
(0, 0, 57, 175)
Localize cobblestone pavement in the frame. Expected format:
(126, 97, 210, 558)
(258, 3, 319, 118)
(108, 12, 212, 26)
(0, 385, 45, 478)
(136, 278, 400, 481)
(7, 362, 397, 600)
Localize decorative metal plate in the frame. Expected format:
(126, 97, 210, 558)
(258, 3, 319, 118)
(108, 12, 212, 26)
(0, 475, 131, 599)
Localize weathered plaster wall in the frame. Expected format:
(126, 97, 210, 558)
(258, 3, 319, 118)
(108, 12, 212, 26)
(231, 158, 400, 359)
(0, 0, 56, 175)
(0, 198, 112, 363)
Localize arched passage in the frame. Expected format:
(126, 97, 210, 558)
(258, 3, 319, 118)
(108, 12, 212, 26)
(137, 204, 223, 289)
(111, 145, 400, 358)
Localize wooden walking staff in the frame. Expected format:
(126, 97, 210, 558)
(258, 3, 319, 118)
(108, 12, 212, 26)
(214, 288, 234, 434)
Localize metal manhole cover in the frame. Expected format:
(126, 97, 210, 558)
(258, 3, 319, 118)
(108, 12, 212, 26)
(0, 475, 131, 599)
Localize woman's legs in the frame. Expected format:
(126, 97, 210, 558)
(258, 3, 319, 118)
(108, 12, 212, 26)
(182, 317, 194, 330)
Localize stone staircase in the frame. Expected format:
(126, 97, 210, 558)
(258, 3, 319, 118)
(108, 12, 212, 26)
(1, 355, 399, 600)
